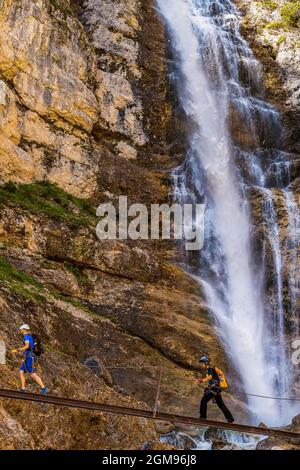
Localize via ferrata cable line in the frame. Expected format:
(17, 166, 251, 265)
(6, 357, 300, 402)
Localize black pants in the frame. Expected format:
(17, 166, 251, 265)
(200, 390, 234, 422)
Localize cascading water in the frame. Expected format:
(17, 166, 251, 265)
(157, 0, 300, 426)
(261, 189, 289, 403)
(160, 429, 264, 450)
(284, 191, 300, 336)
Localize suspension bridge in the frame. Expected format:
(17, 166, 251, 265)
(0, 388, 299, 441)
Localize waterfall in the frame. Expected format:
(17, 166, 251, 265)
(157, 0, 299, 426)
(284, 191, 300, 336)
(261, 189, 289, 401)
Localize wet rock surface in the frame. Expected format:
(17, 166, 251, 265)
(256, 413, 300, 450)
(0, 0, 299, 450)
(235, 1, 300, 103)
(233, 1, 300, 378)
(0, 0, 243, 449)
(234, 0, 300, 151)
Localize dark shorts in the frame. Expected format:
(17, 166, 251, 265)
(20, 355, 37, 374)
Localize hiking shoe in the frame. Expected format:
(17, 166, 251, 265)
(41, 387, 48, 395)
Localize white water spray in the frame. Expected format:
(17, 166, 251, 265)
(157, 0, 299, 425)
(285, 191, 300, 335)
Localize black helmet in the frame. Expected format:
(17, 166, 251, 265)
(199, 355, 209, 364)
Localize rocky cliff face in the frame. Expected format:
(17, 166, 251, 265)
(0, 0, 299, 450)
(0, 0, 174, 195)
(236, 1, 300, 108)
(0, 0, 236, 450)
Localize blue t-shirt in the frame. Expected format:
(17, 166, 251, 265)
(23, 334, 34, 356)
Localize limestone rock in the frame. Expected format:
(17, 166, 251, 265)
(0, 0, 99, 131)
(115, 141, 138, 160)
(95, 68, 146, 145)
(235, 0, 300, 110)
(1, 0, 299, 452)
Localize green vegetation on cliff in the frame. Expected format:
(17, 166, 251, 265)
(259, 0, 278, 11)
(263, 0, 300, 29)
(0, 181, 96, 227)
(277, 34, 287, 46)
(48, 0, 73, 18)
(280, 1, 300, 27)
(63, 262, 91, 287)
(0, 257, 42, 289)
(0, 256, 44, 302)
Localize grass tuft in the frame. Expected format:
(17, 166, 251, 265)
(259, 0, 278, 11)
(0, 257, 45, 302)
(277, 34, 287, 46)
(280, 1, 300, 27)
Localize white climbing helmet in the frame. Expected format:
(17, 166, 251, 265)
(19, 323, 30, 331)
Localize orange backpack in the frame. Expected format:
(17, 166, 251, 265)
(214, 367, 228, 389)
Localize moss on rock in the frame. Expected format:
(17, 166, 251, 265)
(280, 1, 300, 27)
(0, 181, 96, 227)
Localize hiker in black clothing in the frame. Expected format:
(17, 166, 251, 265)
(197, 356, 234, 423)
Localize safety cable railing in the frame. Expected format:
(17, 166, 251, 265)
(4, 355, 300, 403)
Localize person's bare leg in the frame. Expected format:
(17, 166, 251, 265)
(19, 370, 26, 390)
(30, 373, 45, 389)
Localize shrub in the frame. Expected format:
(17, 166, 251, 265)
(280, 1, 300, 27)
(260, 0, 278, 11)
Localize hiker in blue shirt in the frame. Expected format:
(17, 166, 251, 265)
(11, 324, 48, 395)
